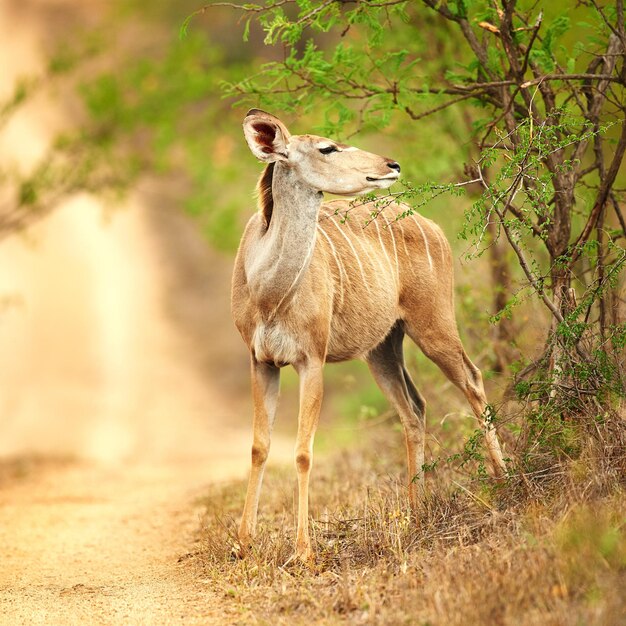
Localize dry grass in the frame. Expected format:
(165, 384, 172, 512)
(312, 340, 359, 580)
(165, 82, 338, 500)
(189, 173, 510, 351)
(187, 419, 626, 625)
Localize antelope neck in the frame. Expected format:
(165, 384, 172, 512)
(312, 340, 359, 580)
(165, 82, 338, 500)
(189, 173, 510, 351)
(245, 162, 322, 317)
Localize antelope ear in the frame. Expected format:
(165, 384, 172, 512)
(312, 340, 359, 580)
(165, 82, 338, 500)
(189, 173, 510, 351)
(243, 110, 291, 162)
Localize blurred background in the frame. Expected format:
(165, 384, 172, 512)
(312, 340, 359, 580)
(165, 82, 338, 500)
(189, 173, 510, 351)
(0, 0, 261, 465)
(0, 0, 543, 467)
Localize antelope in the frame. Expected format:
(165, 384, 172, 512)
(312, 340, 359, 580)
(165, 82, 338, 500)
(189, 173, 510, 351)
(232, 109, 506, 562)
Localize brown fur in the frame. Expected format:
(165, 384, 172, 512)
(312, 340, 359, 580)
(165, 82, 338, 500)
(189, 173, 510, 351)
(232, 197, 451, 365)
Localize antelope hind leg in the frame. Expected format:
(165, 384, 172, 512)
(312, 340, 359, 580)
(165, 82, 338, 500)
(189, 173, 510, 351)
(406, 317, 507, 477)
(366, 324, 427, 510)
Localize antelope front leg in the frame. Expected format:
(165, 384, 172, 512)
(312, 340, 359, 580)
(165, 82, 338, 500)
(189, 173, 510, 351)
(293, 359, 324, 563)
(238, 358, 280, 551)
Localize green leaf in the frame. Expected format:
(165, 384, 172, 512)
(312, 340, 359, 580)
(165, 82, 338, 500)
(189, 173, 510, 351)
(542, 14, 570, 55)
(179, 12, 198, 40)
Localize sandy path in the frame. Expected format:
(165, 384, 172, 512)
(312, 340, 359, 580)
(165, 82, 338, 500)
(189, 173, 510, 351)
(0, 188, 292, 622)
(0, 457, 247, 625)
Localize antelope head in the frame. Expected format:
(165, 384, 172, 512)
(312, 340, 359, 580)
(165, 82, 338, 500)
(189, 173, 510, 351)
(243, 109, 401, 196)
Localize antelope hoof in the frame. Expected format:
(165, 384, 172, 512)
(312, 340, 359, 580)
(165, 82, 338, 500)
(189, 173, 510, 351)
(234, 530, 253, 559)
(285, 544, 314, 567)
(231, 541, 249, 560)
(408, 482, 425, 516)
(297, 549, 314, 565)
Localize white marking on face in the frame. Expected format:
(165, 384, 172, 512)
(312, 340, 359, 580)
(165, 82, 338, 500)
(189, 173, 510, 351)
(328, 216, 370, 291)
(410, 215, 433, 271)
(342, 146, 359, 152)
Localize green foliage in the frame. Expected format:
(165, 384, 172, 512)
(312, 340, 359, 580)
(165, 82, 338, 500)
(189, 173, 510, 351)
(200, 0, 626, 473)
(0, 78, 38, 128)
(2, 0, 624, 475)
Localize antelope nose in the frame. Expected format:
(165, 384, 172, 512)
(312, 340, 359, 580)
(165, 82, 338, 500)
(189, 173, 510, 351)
(388, 161, 401, 173)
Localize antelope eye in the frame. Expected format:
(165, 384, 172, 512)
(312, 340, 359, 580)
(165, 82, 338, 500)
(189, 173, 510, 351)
(319, 146, 338, 155)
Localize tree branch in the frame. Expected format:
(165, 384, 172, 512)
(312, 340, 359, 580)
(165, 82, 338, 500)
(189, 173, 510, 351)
(475, 165, 566, 325)
(421, 0, 498, 81)
(570, 118, 626, 265)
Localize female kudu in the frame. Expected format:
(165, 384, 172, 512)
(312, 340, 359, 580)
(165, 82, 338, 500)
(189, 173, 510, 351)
(232, 109, 506, 562)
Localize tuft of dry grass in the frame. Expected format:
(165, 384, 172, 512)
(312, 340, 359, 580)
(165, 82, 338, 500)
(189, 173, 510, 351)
(187, 420, 626, 625)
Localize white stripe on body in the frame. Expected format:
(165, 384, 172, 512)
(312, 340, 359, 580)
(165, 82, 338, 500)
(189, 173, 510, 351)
(380, 212, 400, 287)
(328, 216, 371, 291)
(316, 224, 346, 307)
(431, 225, 447, 264)
(394, 217, 414, 271)
(355, 226, 387, 285)
(269, 231, 317, 319)
(410, 214, 434, 271)
(372, 217, 397, 289)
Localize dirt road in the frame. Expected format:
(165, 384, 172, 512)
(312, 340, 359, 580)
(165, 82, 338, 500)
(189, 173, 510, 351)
(0, 458, 240, 625)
